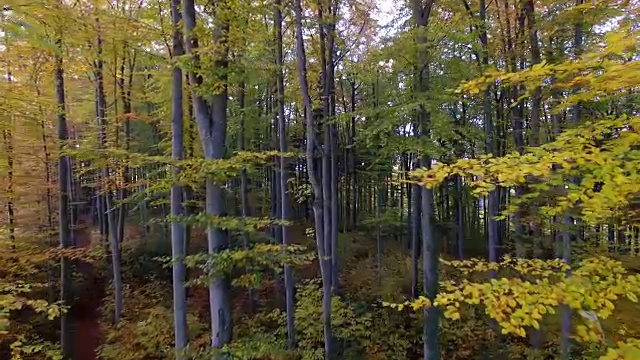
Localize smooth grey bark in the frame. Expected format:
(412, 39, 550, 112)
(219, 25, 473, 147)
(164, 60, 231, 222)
(293, 0, 333, 355)
(479, 0, 499, 268)
(54, 36, 72, 360)
(454, 175, 464, 259)
(318, 5, 333, 295)
(237, 81, 255, 313)
(559, 2, 584, 357)
(182, 0, 233, 349)
(116, 45, 135, 247)
(420, 161, 439, 360)
(275, 0, 296, 348)
(327, 0, 340, 294)
(373, 75, 383, 292)
(170, 0, 188, 357)
(94, 21, 124, 323)
(522, 0, 544, 349)
(350, 81, 358, 228)
(411, 1, 439, 359)
(510, 2, 526, 259)
(524, 0, 542, 148)
(1, 25, 15, 252)
(37, 85, 56, 303)
(411, 170, 422, 299)
(376, 178, 383, 292)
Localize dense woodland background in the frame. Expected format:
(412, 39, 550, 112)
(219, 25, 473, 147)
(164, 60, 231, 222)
(1, 0, 640, 359)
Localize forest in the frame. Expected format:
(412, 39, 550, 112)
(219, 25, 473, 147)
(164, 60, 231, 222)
(1, 0, 640, 359)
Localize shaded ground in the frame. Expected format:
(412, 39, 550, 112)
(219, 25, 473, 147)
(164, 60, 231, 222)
(71, 226, 103, 360)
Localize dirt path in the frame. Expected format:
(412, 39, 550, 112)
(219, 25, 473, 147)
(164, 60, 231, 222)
(72, 227, 103, 360)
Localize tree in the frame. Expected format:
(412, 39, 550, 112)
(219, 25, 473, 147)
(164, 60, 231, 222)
(182, 0, 233, 350)
(169, 0, 189, 357)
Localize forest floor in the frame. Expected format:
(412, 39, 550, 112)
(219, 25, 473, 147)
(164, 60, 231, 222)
(71, 226, 103, 360)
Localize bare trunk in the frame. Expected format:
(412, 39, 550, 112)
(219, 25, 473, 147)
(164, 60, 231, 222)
(170, 0, 188, 357)
(183, 0, 233, 349)
(411, 1, 439, 358)
(275, 0, 296, 347)
(293, 0, 332, 355)
(94, 20, 123, 323)
(53, 35, 73, 359)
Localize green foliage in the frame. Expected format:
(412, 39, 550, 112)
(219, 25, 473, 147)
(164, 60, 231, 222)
(0, 282, 64, 334)
(384, 256, 640, 358)
(185, 334, 290, 360)
(176, 243, 315, 287)
(99, 281, 207, 360)
(235, 280, 414, 360)
(160, 214, 291, 233)
(99, 305, 206, 360)
(414, 115, 640, 225)
(0, 281, 64, 360)
(361, 208, 406, 236)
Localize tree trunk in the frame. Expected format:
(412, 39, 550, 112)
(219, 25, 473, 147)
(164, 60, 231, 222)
(293, 0, 332, 355)
(54, 35, 73, 360)
(170, 0, 188, 357)
(183, 0, 233, 349)
(411, 1, 439, 358)
(94, 21, 124, 323)
(275, 0, 296, 347)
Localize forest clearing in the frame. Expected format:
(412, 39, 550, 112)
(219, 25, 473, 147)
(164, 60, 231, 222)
(2, 0, 640, 359)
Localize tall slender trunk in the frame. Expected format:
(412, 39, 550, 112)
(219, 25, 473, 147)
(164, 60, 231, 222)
(54, 35, 73, 360)
(350, 82, 357, 228)
(37, 85, 56, 302)
(275, 0, 296, 347)
(411, 159, 422, 298)
(293, 0, 332, 355)
(318, 4, 333, 297)
(454, 175, 464, 259)
(2, 25, 15, 252)
(327, 0, 340, 294)
(376, 175, 383, 292)
(238, 81, 255, 313)
(559, 2, 584, 357)
(94, 19, 124, 323)
(524, 0, 542, 147)
(170, 0, 188, 357)
(479, 0, 499, 268)
(511, 0, 526, 258)
(411, 1, 438, 358)
(116, 46, 135, 246)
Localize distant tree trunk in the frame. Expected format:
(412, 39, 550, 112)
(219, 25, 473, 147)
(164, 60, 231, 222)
(318, 4, 333, 299)
(116, 45, 135, 246)
(275, 0, 295, 347)
(479, 0, 499, 270)
(94, 20, 123, 324)
(170, 0, 188, 357)
(350, 81, 358, 228)
(54, 35, 72, 360)
(1, 32, 15, 252)
(559, 2, 584, 357)
(411, 159, 422, 299)
(327, 0, 340, 294)
(454, 175, 464, 259)
(238, 80, 256, 313)
(524, 0, 542, 148)
(376, 175, 383, 292)
(510, 1, 526, 258)
(36, 84, 56, 302)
